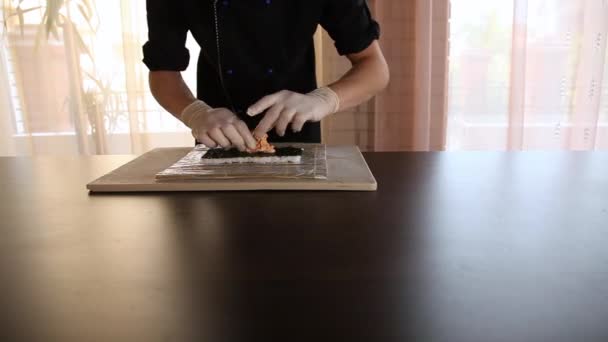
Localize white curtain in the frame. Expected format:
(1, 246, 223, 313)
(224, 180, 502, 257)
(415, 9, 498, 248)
(0, 0, 198, 156)
(447, 0, 608, 150)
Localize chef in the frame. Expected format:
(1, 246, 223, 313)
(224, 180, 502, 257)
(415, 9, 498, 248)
(143, 0, 389, 151)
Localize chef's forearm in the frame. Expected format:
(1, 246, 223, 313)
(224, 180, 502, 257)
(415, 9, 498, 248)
(328, 41, 389, 111)
(149, 71, 197, 119)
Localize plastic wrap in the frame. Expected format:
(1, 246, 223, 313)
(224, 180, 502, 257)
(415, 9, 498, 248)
(155, 143, 328, 181)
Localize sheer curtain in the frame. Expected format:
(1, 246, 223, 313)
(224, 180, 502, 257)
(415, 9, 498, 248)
(0, 0, 197, 156)
(448, 0, 608, 150)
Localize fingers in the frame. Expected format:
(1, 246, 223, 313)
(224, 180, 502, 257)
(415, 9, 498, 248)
(275, 108, 297, 137)
(291, 113, 309, 133)
(221, 124, 246, 151)
(247, 91, 286, 116)
(208, 128, 231, 149)
(199, 132, 217, 148)
(190, 107, 258, 149)
(235, 120, 257, 150)
(199, 121, 255, 151)
(253, 104, 283, 138)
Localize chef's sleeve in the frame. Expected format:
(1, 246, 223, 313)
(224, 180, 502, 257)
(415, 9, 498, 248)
(142, 0, 190, 71)
(320, 0, 381, 56)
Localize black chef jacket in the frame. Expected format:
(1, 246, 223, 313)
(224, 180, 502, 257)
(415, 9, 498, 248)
(143, 0, 380, 143)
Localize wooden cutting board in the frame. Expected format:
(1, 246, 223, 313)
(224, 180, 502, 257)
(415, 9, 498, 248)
(86, 146, 377, 192)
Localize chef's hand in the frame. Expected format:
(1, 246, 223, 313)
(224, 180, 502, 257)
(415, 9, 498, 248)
(247, 87, 341, 137)
(180, 100, 257, 151)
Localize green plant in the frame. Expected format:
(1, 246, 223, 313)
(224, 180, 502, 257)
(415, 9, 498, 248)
(83, 71, 121, 134)
(4, 0, 96, 59)
(2, 0, 122, 148)
(3, 0, 95, 37)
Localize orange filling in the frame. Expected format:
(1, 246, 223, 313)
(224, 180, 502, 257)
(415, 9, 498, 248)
(248, 134, 276, 154)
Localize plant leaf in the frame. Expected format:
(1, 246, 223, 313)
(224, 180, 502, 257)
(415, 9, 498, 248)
(77, 3, 89, 20)
(79, 0, 93, 19)
(18, 5, 41, 13)
(49, 22, 60, 41)
(76, 3, 96, 33)
(72, 25, 93, 61)
(45, 0, 64, 38)
(84, 70, 106, 91)
(34, 9, 47, 50)
(12, 6, 42, 37)
(17, 6, 24, 37)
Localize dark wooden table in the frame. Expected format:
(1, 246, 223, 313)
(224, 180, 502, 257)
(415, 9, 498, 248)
(1, 152, 608, 341)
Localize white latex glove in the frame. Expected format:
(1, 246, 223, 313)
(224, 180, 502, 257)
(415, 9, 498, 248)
(180, 100, 257, 151)
(246, 87, 341, 137)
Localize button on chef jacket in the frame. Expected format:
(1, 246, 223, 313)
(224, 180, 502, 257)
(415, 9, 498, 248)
(143, 0, 380, 143)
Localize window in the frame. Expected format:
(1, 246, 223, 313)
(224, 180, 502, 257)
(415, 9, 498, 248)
(3, 0, 200, 136)
(447, 0, 608, 150)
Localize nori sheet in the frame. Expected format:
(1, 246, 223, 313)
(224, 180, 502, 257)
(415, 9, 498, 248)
(201, 146, 304, 159)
